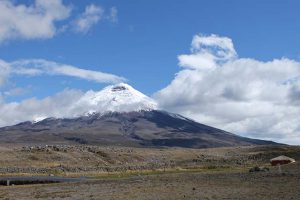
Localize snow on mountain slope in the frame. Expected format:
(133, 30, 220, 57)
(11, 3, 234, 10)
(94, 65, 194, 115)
(74, 83, 158, 114)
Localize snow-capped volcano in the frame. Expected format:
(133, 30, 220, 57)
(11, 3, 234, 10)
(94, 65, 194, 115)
(73, 83, 158, 115)
(1, 83, 276, 148)
(27, 83, 158, 123)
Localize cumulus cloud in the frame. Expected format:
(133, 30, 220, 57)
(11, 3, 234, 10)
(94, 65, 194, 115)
(0, 1, 118, 42)
(0, 0, 71, 42)
(73, 4, 104, 33)
(154, 34, 300, 144)
(10, 59, 125, 84)
(178, 34, 237, 70)
(0, 89, 84, 126)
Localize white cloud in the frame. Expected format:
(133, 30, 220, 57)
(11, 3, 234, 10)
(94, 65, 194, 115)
(154, 34, 300, 144)
(73, 4, 104, 33)
(0, 89, 84, 126)
(178, 34, 237, 71)
(108, 7, 118, 23)
(3, 87, 27, 97)
(72, 4, 118, 33)
(0, 59, 125, 95)
(10, 59, 125, 84)
(0, 0, 71, 42)
(0, 1, 118, 42)
(0, 59, 10, 86)
(0, 58, 126, 127)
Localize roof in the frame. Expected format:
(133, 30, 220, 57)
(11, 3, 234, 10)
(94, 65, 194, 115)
(270, 155, 295, 162)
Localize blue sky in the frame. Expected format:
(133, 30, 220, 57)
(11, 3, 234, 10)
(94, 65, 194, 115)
(1, 0, 300, 144)
(2, 0, 300, 99)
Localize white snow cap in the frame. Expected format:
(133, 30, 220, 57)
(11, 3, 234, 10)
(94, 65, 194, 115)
(30, 83, 158, 123)
(73, 83, 158, 115)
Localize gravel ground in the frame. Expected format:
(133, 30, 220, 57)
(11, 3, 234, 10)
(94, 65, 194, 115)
(0, 145, 299, 199)
(0, 165, 299, 200)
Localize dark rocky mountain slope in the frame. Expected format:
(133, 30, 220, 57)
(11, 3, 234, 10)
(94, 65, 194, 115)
(0, 110, 276, 148)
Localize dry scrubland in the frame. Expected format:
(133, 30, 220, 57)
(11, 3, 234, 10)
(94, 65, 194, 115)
(0, 145, 299, 199)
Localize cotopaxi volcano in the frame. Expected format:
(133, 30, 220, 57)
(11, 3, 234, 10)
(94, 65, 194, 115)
(0, 83, 275, 148)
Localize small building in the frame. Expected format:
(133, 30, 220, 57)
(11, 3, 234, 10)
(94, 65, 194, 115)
(270, 155, 295, 166)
